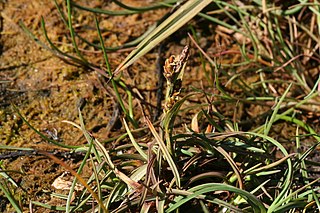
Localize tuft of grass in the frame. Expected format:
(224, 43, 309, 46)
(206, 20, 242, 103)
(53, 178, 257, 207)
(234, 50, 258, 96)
(3, 0, 320, 212)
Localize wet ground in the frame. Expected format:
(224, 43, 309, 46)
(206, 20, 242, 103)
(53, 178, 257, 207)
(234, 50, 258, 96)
(0, 1, 172, 211)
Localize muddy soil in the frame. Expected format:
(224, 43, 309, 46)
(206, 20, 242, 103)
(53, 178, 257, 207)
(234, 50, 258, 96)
(0, 1, 172, 211)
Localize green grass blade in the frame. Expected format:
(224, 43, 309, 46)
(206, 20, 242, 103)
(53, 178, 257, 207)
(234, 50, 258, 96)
(40, 17, 89, 67)
(66, 109, 97, 212)
(72, 1, 138, 15)
(20, 20, 85, 67)
(246, 132, 292, 212)
(162, 93, 195, 154)
(167, 183, 266, 212)
(123, 118, 147, 160)
(276, 115, 320, 142)
(0, 182, 22, 213)
(112, 0, 177, 11)
(94, 17, 139, 127)
(264, 83, 292, 136)
(66, 0, 88, 63)
(12, 104, 79, 149)
(31, 201, 70, 211)
(54, 0, 156, 51)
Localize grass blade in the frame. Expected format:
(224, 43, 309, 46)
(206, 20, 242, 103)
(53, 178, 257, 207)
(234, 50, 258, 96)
(0, 181, 22, 213)
(168, 183, 266, 212)
(123, 118, 148, 160)
(145, 116, 181, 188)
(115, 0, 212, 73)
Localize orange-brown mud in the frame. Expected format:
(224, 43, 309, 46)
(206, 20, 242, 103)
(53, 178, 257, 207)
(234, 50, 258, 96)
(0, 1, 171, 211)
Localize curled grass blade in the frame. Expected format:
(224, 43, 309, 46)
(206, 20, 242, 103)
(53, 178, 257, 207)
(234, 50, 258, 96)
(73, 0, 179, 16)
(214, 146, 244, 189)
(19, 20, 86, 67)
(72, 2, 140, 15)
(21, 18, 110, 80)
(168, 183, 266, 212)
(276, 115, 320, 142)
(246, 132, 292, 212)
(112, 0, 177, 11)
(54, 0, 155, 51)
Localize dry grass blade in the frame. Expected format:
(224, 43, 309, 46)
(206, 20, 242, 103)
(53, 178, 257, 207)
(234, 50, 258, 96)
(214, 146, 244, 189)
(38, 151, 109, 213)
(93, 137, 143, 191)
(247, 153, 296, 174)
(115, 0, 212, 74)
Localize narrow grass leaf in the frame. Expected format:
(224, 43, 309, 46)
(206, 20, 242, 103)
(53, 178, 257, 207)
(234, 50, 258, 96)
(157, 199, 165, 213)
(247, 132, 292, 212)
(40, 17, 90, 67)
(54, 0, 155, 51)
(275, 177, 320, 209)
(171, 188, 245, 212)
(214, 146, 244, 189)
(113, 0, 177, 11)
(0, 170, 19, 187)
(31, 201, 69, 211)
(264, 83, 292, 136)
(247, 153, 295, 174)
(93, 134, 143, 191)
(294, 142, 320, 169)
(0, 145, 34, 151)
(277, 115, 320, 141)
(95, 17, 135, 125)
(273, 201, 308, 213)
(66, 0, 88, 63)
(72, 2, 139, 15)
(167, 183, 266, 212)
(38, 151, 108, 213)
(146, 117, 181, 187)
(0, 182, 22, 213)
(12, 104, 78, 149)
(123, 118, 147, 160)
(162, 93, 195, 154)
